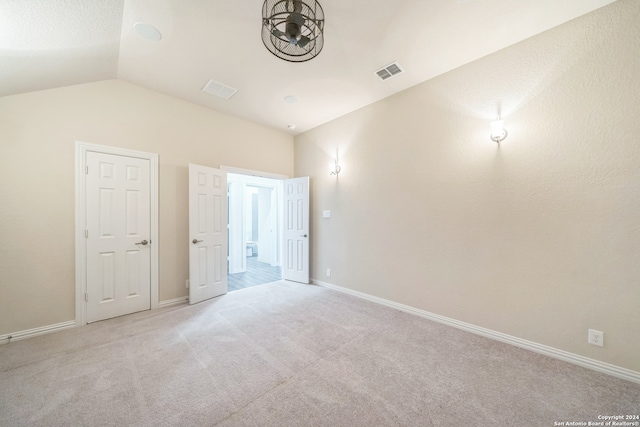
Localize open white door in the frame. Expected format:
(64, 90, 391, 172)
(189, 164, 228, 304)
(282, 176, 310, 284)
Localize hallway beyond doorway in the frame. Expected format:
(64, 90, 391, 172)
(228, 256, 282, 291)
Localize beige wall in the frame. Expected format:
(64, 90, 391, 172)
(294, 0, 640, 372)
(0, 79, 293, 334)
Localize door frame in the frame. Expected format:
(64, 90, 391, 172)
(227, 173, 284, 273)
(74, 141, 159, 326)
(222, 165, 288, 276)
(221, 165, 288, 181)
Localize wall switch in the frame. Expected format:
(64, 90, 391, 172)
(323, 210, 331, 218)
(588, 329, 604, 347)
(326, 268, 331, 277)
(186, 279, 190, 289)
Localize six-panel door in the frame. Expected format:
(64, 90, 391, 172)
(283, 176, 309, 284)
(86, 152, 151, 322)
(189, 164, 228, 304)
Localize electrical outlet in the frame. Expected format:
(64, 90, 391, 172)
(185, 279, 190, 289)
(588, 329, 604, 347)
(326, 268, 331, 277)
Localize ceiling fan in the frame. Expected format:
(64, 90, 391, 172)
(261, 0, 325, 62)
(271, 0, 310, 47)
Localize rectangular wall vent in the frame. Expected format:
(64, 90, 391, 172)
(202, 79, 238, 100)
(375, 61, 404, 81)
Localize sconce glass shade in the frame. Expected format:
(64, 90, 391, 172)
(490, 120, 508, 143)
(329, 160, 341, 175)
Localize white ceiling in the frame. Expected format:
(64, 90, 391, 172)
(0, 0, 616, 134)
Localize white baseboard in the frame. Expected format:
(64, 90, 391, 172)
(1, 298, 187, 345)
(312, 279, 640, 385)
(0, 320, 77, 345)
(158, 296, 188, 308)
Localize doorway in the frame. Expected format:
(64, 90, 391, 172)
(227, 172, 284, 291)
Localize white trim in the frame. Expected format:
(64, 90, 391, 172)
(313, 279, 640, 385)
(0, 321, 76, 345)
(75, 142, 160, 326)
(220, 165, 288, 180)
(159, 296, 188, 308)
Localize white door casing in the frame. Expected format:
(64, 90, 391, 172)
(75, 142, 159, 326)
(283, 176, 310, 284)
(189, 164, 228, 304)
(257, 187, 274, 265)
(228, 180, 246, 274)
(227, 173, 285, 274)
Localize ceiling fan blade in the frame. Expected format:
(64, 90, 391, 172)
(297, 35, 310, 48)
(271, 28, 285, 38)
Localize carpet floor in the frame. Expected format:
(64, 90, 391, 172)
(1, 281, 638, 426)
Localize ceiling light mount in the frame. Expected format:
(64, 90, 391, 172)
(262, 0, 325, 62)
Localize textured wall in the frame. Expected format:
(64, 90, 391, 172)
(294, 0, 640, 372)
(0, 80, 293, 334)
(0, 0, 124, 97)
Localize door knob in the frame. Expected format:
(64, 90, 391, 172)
(135, 240, 149, 246)
(192, 239, 203, 244)
(300, 234, 308, 238)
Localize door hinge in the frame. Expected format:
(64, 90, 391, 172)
(85, 166, 88, 174)
(84, 293, 88, 302)
(85, 229, 88, 238)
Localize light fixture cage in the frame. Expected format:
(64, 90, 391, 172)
(262, 0, 325, 62)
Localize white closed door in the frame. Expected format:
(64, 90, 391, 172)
(189, 164, 228, 304)
(283, 176, 309, 284)
(86, 152, 151, 323)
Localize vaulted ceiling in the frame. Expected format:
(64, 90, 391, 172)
(0, 0, 616, 134)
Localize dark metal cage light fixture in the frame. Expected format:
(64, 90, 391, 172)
(262, 0, 325, 62)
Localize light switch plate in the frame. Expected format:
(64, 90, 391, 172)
(323, 210, 331, 218)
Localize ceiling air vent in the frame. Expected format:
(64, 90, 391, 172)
(202, 79, 238, 100)
(375, 62, 404, 81)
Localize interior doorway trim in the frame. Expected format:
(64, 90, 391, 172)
(220, 165, 288, 180)
(74, 141, 159, 326)
(223, 165, 288, 287)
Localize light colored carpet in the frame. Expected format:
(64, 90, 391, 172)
(1, 280, 638, 426)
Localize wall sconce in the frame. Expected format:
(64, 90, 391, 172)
(329, 159, 341, 175)
(490, 120, 508, 143)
